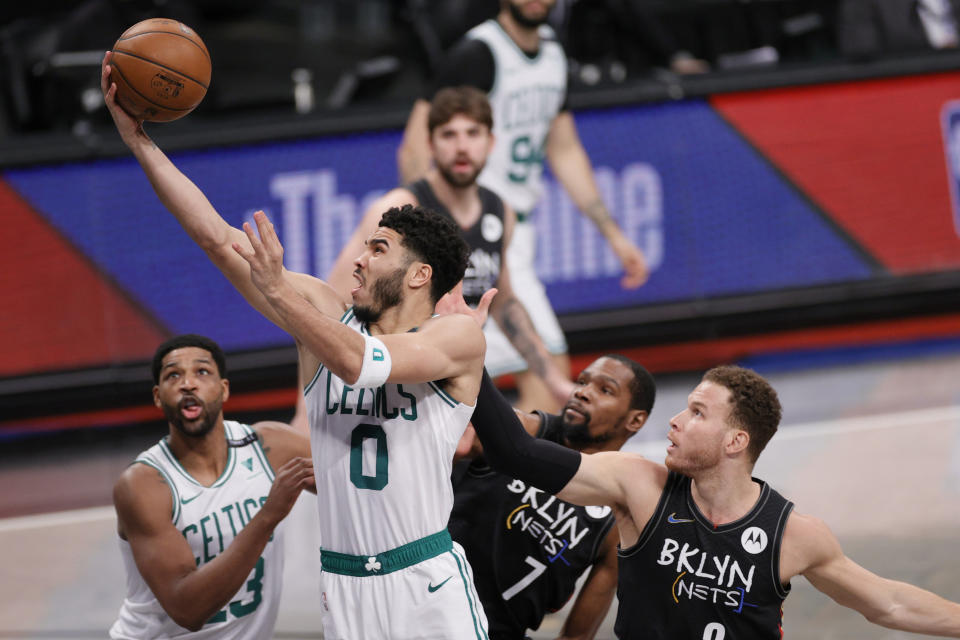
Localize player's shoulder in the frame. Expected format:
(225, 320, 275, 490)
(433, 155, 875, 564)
(250, 420, 310, 466)
(114, 459, 175, 520)
(781, 509, 843, 578)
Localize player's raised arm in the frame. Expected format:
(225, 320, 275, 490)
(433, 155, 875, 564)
(545, 111, 648, 289)
(113, 457, 313, 631)
(100, 52, 344, 330)
(397, 99, 433, 184)
(785, 512, 960, 636)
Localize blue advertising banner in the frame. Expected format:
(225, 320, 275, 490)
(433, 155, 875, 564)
(3, 99, 874, 356)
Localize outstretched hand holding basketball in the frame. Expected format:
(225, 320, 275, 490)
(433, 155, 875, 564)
(101, 52, 147, 143)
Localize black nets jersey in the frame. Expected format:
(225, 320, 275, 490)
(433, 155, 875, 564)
(449, 412, 616, 639)
(406, 178, 506, 306)
(615, 471, 793, 639)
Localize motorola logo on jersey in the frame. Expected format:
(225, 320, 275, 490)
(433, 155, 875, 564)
(584, 505, 611, 519)
(740, 527, 768, 554)
(481, 213, 504, 242)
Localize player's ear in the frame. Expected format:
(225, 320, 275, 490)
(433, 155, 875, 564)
(221, 377, 230, 402)
(726, 428, 750, 455)
(152, 386, 161, 408)
(625, 409, 648, 435)
(408, 261, 432, 291)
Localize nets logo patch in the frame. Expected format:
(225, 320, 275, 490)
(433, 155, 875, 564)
(740, 526, 768, 554)
(941, 100, 960, 237)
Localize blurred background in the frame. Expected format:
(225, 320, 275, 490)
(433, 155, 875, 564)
(2, 0, 960, 638)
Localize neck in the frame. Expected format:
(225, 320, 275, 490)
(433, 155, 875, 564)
(167, 418, 228, 486)
(425, 170, 481, 227)
(688, 466, 760, 526)
(365, 293, 435, 336)
(498, 11, 541, 52)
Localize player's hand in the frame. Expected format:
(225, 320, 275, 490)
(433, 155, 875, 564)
(435, 281, 498, 328)
(547, 372, 576, 407)
(610, 234, 649, 289)
(100, 51, 146, 144)
(234, 211, 287, 298)
(260, 457, 314, 525)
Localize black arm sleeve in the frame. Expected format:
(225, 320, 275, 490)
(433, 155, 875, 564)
(470, 369, 581, 494)
(424, 38, 496, 99)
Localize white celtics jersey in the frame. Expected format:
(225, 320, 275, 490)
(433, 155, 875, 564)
(303, 308, 475, 555)
(470, 19, 568, 214)
(110, 421, 283, 640)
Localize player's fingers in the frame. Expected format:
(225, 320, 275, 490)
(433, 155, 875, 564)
(241, 221, 266, 256)
(476, 288, 498, 316)
(253, 211, 280, 249)
(232, 240, 254, 263)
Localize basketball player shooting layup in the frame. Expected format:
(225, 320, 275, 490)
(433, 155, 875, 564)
(102, 53, 490, 640)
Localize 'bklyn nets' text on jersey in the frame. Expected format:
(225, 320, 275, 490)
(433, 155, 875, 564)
(469, 20, 567, 214)
(303, 308, 475, 554)
(110, 421, 283, 640)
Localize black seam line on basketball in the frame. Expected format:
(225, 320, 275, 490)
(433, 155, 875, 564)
(709, 99, 886, 274)
(111, 49, 209, 90)
(110, 60, 196, 112)
(116, 30, 210, 62)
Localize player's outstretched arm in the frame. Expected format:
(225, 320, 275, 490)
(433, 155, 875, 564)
(397, 99, 433, 184)
(471, 367, 636, 507)
(114, 457, 313, 631)
(325, 189, 417, 303)
(787, 511, 960, 636)
(545, 112, 648, 289)
(556, 528, 619, 640)
(100, 53, 344, 331)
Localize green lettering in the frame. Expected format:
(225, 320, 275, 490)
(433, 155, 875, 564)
(200, 515, 215, 563)
(221, 504, 239, 536)
(398, 384, 418, 421)
(211, 511, 225, 554)
(356, 388, 369, 416)
(325, 371, 339, 414)
(339, 385, 354, 415)
(378, 385, 398, 419)
(243, 498, 259, 522)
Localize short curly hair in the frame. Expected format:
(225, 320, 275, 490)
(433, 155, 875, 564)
(152, 334, 226, 384)
(703, 365, 781, 463)
(378, 204, 470, 303)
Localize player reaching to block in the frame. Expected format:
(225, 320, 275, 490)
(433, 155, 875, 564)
(464, 347, 960, 638)
(102, 53, 490, 640)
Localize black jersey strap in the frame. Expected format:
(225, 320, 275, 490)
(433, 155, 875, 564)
(471, 369, 581, 495)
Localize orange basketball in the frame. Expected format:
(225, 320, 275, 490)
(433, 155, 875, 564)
(110, 18, 211, 122)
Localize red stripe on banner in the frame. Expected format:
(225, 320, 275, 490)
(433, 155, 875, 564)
(712, 72, 960, 274)
(0, 178, 168, 376)
(3, 314, 958, 435)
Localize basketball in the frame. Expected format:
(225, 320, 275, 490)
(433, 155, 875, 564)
(109, 18, 211, 122)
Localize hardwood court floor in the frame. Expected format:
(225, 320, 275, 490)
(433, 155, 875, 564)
(2, 349, 959, 639)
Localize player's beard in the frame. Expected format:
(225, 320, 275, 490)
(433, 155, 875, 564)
(664, 439, 723, 477)
(507, 0, 552, 29)
(437, 156, 482, 189)
(163, 395, 221, 439)
(354, 266, 406, 324)
(560, 408, 617, 447)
